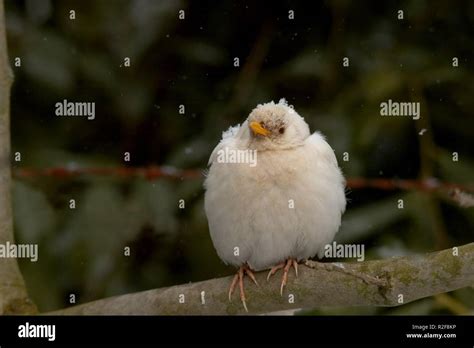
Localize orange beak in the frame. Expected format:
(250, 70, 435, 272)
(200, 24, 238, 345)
(250, 121, 270, 137)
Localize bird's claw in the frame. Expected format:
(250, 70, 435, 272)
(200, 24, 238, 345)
(228, 265, 258, 312)
(267, 258, 299, 296)
(267, 262, 285, 281)
(228, 274, 239, 302)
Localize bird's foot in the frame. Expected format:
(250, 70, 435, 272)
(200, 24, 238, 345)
(267, 258, 298, 296)
(228, 264, 259, 312)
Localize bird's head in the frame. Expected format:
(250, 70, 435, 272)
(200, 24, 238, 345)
(246, 99, 310, 150)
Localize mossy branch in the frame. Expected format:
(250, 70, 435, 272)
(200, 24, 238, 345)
(48, 243, 474, 315)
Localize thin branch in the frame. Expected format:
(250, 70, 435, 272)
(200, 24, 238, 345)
(346, 177, 473, 193)
(230, 19, 274, 109)
(0, 0, 37, 314)
(348, 177, 474, 209)
(13, 165, 203, 180)
(13, 166, 474, 194)
(49, 243, 474, 315)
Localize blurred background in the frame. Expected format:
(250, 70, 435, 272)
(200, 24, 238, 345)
(4, 0, 474, 314)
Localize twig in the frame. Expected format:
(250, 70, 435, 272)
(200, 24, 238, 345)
(12, 167, 474, 195)
(346, 177, 473, 193)
(230, 20, 274, 109)
(13, 166, 203, 180)
(304, 260, 387, 287)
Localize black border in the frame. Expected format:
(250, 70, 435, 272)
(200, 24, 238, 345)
(0, 315, 473, 345)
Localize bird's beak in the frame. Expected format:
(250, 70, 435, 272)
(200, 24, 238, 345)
(250, 121, 270, 137)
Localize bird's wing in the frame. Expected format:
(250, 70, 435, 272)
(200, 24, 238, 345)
(207, 123, 243, 165)
(305, 131, 339, 167)
(305, 131, 347, 215)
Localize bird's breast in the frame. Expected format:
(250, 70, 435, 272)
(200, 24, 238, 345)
(205, 145, 345, 270)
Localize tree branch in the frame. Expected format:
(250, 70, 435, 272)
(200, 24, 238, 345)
(0, 0, 37, 314)
(49, 243, 474, 315)
(12, 166, 474, 194)
(13, 165, 473, 210)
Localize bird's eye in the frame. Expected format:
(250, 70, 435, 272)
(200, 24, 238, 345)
(279, 127, 285, 134)
(260, 121, 266, 128)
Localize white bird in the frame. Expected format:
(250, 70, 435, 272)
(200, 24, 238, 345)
(204, 99, 346, 311)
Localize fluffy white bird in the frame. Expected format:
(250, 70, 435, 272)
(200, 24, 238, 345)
(204, 99, 346, 311)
